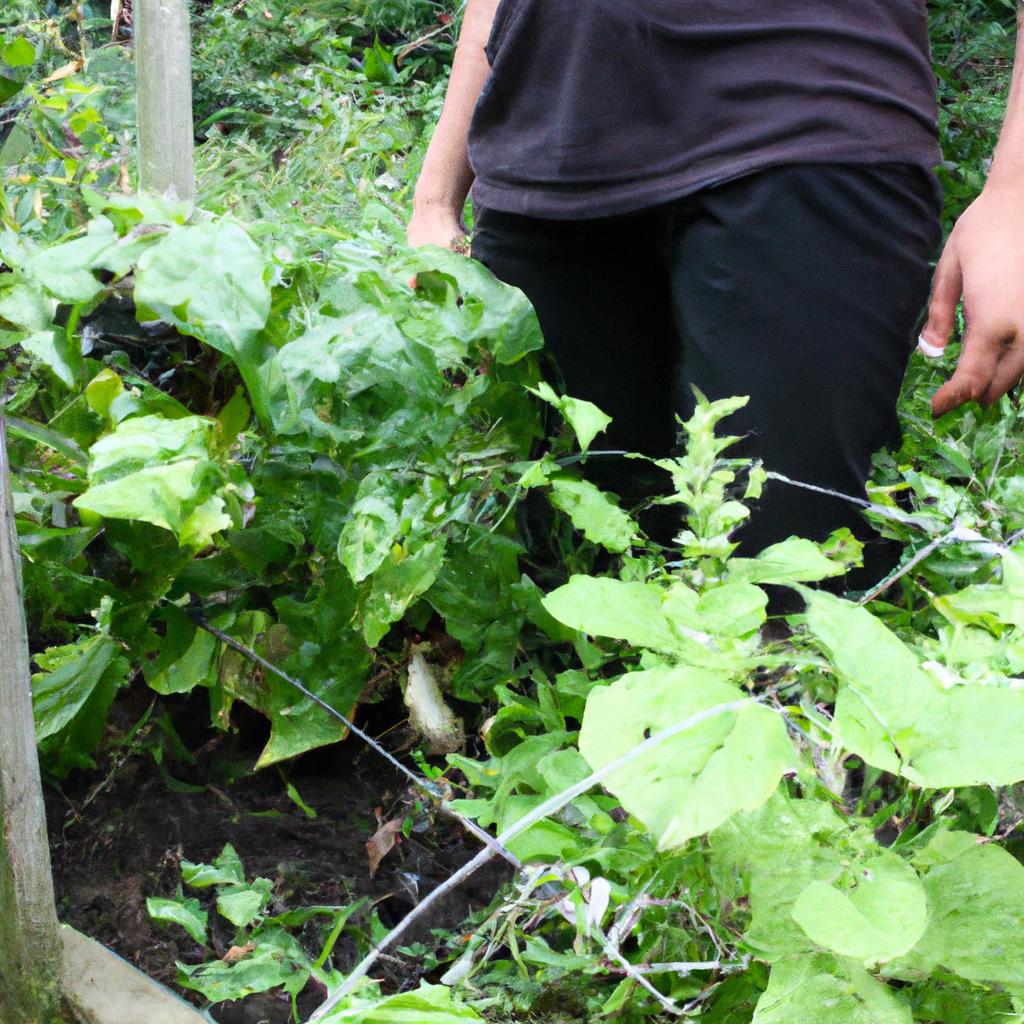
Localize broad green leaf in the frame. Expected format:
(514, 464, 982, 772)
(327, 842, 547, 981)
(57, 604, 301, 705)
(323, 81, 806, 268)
(242, 581, 372, 767)
(936, 550, 1024, 630)
(32, 634, 122, 741)
(339, 496, 401, 583)
(20, 329, 82, 388)
(26, 216, 117, 303)
(179, 494, 233, 549)
(579, 666, 791, 848)
(399, 247, 544, 365)
(85, 369, 124, 421)
(728, 537, 846, 585)
(664, 580, 767, 638)
(217, 879, 273, 928)
(176, 929, 309, 1000)
(146, 897, 208, 945)
(791, 850, 927, 965)
(0, 279, 55, 330)
(75, 460, 227, 546)
(74, 414, 230, 548)
(182, 844, 245, 888)
(146, 626, 218, 696)
(327, 983, 485, 1023)
(808, 591, 1024, 787)
(753, 955, 912, 1024)
(363, 539, 446, 648)
(710, 792, 851, 959)
(886, 833, 1024, 986)
(134, 221, 271, 413)
(542, 576, 681, 654)
(549, 475, 636, 552)
(3, 37, 36, 68)
(85, 414, 214, 481)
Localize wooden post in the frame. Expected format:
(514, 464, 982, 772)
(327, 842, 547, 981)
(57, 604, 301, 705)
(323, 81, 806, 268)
(0, 415, 63, 1023)
(135, 0, 196, 202)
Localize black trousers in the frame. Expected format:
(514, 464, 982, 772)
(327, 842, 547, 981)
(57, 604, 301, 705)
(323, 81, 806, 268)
(472, 164, 942, 578)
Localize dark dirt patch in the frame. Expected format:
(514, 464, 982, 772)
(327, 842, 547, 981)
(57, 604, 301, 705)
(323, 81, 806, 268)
(45, 688, 508, 1023)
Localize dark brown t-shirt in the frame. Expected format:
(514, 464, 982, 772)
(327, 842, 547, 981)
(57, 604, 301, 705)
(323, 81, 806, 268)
(467, 0, 942, 219)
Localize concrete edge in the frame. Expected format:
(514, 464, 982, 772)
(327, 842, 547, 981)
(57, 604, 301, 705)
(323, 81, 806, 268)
(61, 925, 208, 1024)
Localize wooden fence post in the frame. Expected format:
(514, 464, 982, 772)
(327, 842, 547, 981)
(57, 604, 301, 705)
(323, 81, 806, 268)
(135, 0, 196, 202)
(0, 415, 62, 1022)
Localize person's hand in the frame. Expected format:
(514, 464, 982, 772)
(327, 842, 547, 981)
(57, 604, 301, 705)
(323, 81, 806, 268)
(922, 182, 1024, 417)
(406, 203, 469, 252)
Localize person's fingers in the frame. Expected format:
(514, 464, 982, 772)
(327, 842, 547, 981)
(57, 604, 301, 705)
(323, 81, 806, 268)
(920, 244, 964, 356)
(981, 338, 1024, 407)
(931, 321, 1006, 417)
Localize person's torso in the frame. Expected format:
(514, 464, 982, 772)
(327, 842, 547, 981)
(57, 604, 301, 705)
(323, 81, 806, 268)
(469, 0, 941, 218)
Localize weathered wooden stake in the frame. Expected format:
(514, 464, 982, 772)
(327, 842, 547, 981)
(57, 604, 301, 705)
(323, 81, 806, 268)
(135, 0, 196, 202)
(0, 415, 62, 1023)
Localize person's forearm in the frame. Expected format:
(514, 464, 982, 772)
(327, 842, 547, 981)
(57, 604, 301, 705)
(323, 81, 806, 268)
(414, 0, 499, 214)
(986, 4, 1024, 188)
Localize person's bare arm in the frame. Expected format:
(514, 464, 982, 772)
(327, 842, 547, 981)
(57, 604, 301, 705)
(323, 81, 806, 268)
(408, 0, 500, 250)
(923, 4, 1024, 416)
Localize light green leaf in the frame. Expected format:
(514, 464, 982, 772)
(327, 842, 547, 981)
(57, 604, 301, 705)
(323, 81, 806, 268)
(134, 221, 271, 414)
(728, 537, 846, 585)
(326, 983, 485, 1023)
(182, 843, 245, 888)
(85, 369, 124, 420)
(363, 539, 446, 648)
(147, 627, 218, 696)
(339, 497, 401, 583)
(217, 879, 273, 928)
(935, 550, 1024, 630)
(791, 850, 927, 966)
(146, 897, 208, 945)
(74, 460, 206, 540)
(808, 591, 1024, 787)
(26, 216, 117, 303)
(0, 279, 55, 330)
(664, 580, 767, 638)
(753, 955, 912, 1024)
(529, 382, 611, 453)
(179, 494, 233, 549)
(886, 833, 1024, 987)
(549, 475, 636, 552)
(74, 414, 229, 548)
(578, 666, 791, 848)
(86, 414, 214, 481)
(176, 929, 309, 1001)
(542, 576, 680, 654)
(399, 247, 544, 366)
(2, 37, 36, 68)
(709, 792, 851, 959)
(20, 329, 82, 388)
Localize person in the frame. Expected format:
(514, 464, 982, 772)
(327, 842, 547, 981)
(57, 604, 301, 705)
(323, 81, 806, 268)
(408, 1, 1024, 574)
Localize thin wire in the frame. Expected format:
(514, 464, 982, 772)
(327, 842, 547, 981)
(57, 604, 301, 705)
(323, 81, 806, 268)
(191, 610, 440, 794)
(188, 609, 520, 868)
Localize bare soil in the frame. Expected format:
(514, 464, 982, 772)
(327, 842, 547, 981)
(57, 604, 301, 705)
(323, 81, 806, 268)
(45, 686, 506, 1024)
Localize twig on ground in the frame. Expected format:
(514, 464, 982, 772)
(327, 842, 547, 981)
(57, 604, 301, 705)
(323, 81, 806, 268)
(306, 697, 755, 1021)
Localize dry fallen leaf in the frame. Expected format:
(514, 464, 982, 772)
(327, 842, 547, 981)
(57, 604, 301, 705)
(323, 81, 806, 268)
(222, 942, 255, 964)
(366, 818, 405, 878)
